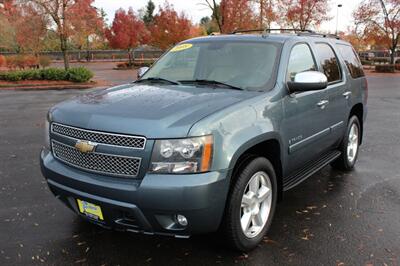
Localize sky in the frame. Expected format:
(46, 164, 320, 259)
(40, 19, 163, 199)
(93, 0, 362, 34)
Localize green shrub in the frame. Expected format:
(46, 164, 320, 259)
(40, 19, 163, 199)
(66, 67, 93, 82)
(41, 68, 67, 80)
(0, 67, 93, 82)
(2, 71, 23, 81)
(375, 64, 395, 73)
(21, 69, 42, 80)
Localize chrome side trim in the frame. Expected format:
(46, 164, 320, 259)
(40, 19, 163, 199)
(289, 128, 330, 154)
(330, 121, 344, 131)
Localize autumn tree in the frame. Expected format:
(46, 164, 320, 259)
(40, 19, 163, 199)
(149, 3, 193, 50)
(106, 8, 150, 64)
(338, 29, 370, 52)
(26, 0, 78, 69)
(69, 0, 104, 61)
(0, 0, 17, 51)
(14, 3, 48, 55)
(354, 0, 400, 64)
(220, 0, 257, 33)
(253, 0, 276, 29)
(278, 0, 330, 30)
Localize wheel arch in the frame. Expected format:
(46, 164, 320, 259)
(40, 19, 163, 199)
(227, 133, 284, 202)
(349, 103, 364, 144)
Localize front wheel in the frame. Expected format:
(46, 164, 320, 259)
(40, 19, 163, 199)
(331, 115, 361, 171)
(222, 157, 277, 251)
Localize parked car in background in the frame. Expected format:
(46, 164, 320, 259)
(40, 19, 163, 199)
(40, 29, 367, 251)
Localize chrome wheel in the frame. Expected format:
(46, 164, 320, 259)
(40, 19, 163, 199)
(240, 171, 272, 238)
(347, 123, 359, 163)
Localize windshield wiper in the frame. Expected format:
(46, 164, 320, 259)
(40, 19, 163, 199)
(135, 77, 180, 85)
(178, 79, 243, 90)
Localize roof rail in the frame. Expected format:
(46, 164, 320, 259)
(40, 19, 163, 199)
(231, 28, 340, 40)
(231, 28, 314, 34)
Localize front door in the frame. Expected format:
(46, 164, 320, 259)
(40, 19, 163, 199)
(281, 43, 332, 174)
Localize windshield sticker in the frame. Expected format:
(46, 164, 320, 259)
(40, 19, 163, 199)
(171, 43, 193, 52)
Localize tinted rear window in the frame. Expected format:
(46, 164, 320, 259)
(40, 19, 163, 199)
(315, 43, 341, 83)
(337, 44, 365, 78)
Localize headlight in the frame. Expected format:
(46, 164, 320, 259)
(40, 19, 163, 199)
(149, 135, 213, 174)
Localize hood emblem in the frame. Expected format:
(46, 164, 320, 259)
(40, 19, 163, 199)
(75, 140, 97, 153)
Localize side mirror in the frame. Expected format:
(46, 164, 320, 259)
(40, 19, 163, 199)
(137, 67, 149, 79)
(287, 71, 328, 93)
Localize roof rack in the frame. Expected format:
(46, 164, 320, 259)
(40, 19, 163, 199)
(231, 28, 340, 40)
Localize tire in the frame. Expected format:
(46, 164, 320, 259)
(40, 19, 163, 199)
(222, 157, 278, 251)
(331, 115, 361, 171)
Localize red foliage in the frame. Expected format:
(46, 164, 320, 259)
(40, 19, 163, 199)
(220, 0, 257, 33)
(278, 0, 330, 30)
(353, 0, 399, 63)
(148, 3, 193, 50)
(0, 55, 6, 67)
(14, 4, 48, 53)
(106, 8, 150, 51)
(69, 0, 104, 49)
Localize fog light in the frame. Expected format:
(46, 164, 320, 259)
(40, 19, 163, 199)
(176, 214, 188, 227)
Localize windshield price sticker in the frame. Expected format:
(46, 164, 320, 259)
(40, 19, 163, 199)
(171, 43, 193, 52)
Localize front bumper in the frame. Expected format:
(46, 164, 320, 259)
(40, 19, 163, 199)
(40, 149, 230, 237)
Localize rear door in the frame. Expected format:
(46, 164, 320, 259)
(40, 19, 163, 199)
(313, 42, 348, 145)
(281, 42, 332, 173)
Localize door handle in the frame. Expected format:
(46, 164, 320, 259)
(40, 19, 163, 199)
(317, 100, 329, 109)
(343, 91, 352, 99)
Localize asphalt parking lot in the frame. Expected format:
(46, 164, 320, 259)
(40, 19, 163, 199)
(0, 75, 399, 265)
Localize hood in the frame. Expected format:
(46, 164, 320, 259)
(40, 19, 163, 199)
(50, 83, 258, 138)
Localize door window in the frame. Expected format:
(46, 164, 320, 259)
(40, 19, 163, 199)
(336, 44, 365, 78)
(287, 43, 317, 81)
(315, 43, 342, 83)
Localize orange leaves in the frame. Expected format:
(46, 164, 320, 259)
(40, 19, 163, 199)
(278, 0, 331, 30)
(220, 0, 257, 33)
(0, 55, 6, 67)
(148, 3, 194, 50)
(353, 0, 399, 63)
(68, 0, 105, 49)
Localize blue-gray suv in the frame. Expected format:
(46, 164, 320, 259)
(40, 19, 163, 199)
(40, 29, 368, 251)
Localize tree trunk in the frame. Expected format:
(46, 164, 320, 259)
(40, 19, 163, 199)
(128, 48, 133, 65)
(390, 47, 395, 65)
(259, 0, 264, 29)
(60, 36, 70, 70)
(86, 36, 90, 62)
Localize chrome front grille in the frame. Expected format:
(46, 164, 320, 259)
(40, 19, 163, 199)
(51, 123, 146, 149)
(52, 140, 141, 177)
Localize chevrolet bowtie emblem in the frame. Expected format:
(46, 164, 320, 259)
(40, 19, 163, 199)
(75, 140, 97, 153)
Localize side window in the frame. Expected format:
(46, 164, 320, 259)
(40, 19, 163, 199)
(336, 44, 365, 78)
(315, 43, 341, 83)
(287, 43, 317, 81)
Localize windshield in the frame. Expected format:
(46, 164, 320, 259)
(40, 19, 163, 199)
(142, 40, 282, 91)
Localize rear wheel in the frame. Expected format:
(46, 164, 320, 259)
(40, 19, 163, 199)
(223, 157, 277, 251)
(331, 116, 361, 171)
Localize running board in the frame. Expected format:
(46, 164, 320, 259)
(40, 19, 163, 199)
(283, 150, 341, 191)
